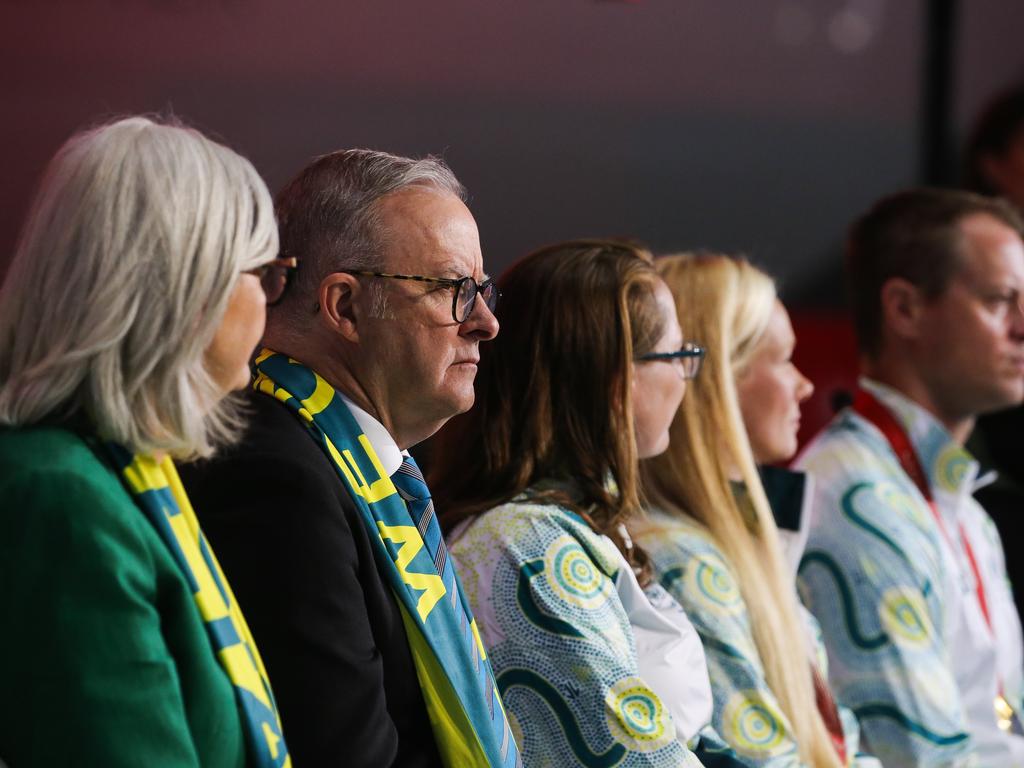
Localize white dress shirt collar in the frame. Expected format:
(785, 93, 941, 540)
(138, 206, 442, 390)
(337, 393, 407, 476)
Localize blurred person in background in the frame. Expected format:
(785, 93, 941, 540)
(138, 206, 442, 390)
(965, 85, 1024, 213)
(797, 188, 1024, 766)
(431, 239, 748, 767)
(963, 84, 1024, 624)
(636, 253, 878, 768)
(0, 116, 290, 767)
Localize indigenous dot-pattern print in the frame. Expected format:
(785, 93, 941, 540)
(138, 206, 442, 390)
(449, 498, 702, 767)
(545, 534, 616, 610)
(639, 511, 880, 767)
(721, 692, 789, 758)
(686, 553, 744, 618)
(605, 677, 676, 752)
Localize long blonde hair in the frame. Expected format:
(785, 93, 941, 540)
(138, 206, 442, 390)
(640, 253, 841, 767)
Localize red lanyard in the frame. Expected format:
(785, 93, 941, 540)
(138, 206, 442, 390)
(812, 664, 848, 763)
(852, 389, 994, 634)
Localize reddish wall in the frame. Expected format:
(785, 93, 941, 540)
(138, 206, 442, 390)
(790, 310, 860, 452)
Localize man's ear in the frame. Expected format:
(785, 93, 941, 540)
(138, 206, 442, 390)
(880, 276, 927, 342)
(317, 273, 363, 343)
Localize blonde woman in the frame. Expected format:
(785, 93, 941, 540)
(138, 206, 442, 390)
(636, 253, 878, 767)
(0, 117, 292, 766)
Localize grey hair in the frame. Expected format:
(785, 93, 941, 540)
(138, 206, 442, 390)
(272, 149, 466, 320)
(0, 116, 278, 459)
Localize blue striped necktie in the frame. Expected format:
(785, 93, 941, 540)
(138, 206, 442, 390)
(391, 455, 448, 578)
(390, 456, 521, 767)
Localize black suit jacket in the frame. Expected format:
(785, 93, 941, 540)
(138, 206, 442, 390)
(179, 391, 442, 768)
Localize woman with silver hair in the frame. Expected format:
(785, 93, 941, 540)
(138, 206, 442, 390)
(0, 117, 292, 767)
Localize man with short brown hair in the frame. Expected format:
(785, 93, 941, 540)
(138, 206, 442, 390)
(798, 188, 1024, 766)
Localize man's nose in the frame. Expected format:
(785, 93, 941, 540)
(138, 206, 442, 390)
(1011, 298, 1024, 339)
(460, 294, 499, 340)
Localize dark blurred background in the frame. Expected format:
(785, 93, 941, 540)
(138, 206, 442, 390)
(2, 0, 1023, 438)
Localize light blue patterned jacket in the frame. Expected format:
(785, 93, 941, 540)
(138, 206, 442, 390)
(637, 510, 880, 768)
(448, 490, 742, 767)
(796, 378, 1024, 767)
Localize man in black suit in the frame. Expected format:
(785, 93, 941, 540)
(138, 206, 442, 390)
(181, 150, 503, 767)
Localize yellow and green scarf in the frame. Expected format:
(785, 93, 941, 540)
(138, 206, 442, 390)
(253, 349, 521, 768)
(104, 442, 291, 768)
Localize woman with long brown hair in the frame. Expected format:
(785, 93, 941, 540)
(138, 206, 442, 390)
(430, 240, 743, 767)
(636, 253, 878, 767)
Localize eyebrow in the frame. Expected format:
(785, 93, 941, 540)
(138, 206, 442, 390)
(439, 262, 489, 282)
(971, 281, 1020, 294)
(437, 262, 464, 278)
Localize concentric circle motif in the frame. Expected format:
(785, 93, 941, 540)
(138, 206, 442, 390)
(879, 586, 932, 647)
(604, 677, 675, 752)
(935, 444, 971, 493)
(874, 482, 929, 529)
(543, 535, 612, 609)
(721, 692, 789, 757)
(685, 553, 742, 616)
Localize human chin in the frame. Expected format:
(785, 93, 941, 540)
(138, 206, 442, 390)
(438, 375, 477, 417)
(783, 418, 801, 458)
(229, 364, 254, 392)
(757, 430, 795, 465)
(1002, 354, 1024, 385)
(638, 428, 671, 460)
(776, 435, 799, 464)
(989, 374, 1024, 410)
(205, 354, 251, 395)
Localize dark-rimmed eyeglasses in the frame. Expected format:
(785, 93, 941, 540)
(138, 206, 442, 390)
(342, 270, 500, 323)
(249, 256, 299, 306)
(637, 342, 705, 380)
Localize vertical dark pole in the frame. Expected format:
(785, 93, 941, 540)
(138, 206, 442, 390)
(921, 0, 959, 185)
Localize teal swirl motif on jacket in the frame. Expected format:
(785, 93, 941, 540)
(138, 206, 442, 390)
(794, 380, 1024, 766)
(449, 498, 705, 767)
(497, 668, 628, 767)
(852, 704, 968, 747)
(518, 559, 584, 638)
(639, 511, 881, 767)
(839, 482, 935, 598)
(798, 552, 887, 651)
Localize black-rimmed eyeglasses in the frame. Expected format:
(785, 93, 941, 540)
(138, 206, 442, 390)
(637, 342, 706, 380)
(342, 270, 500, 323)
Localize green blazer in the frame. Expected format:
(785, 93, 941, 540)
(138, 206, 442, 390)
(0, 426, 246, 767)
